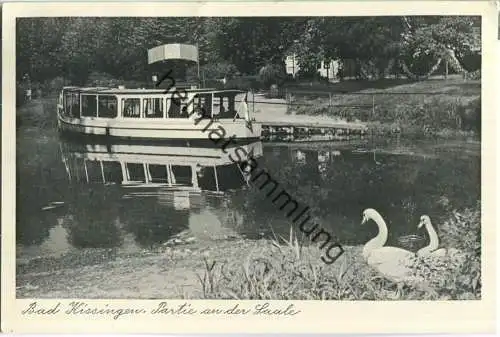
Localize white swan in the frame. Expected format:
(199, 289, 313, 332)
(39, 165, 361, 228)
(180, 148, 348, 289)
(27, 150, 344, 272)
(361, 209, 415, 283)
(417, 215, 460, 257)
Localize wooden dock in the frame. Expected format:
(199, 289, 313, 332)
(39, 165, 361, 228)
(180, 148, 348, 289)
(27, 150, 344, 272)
(250, 95, 369, 142)
(258, 119, 368, 142)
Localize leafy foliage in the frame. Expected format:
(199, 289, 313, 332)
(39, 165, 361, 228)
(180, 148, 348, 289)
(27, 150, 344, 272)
(405, 204, 481, 299)
(258, 63, 286, 87)
(16, 16, 480, 88)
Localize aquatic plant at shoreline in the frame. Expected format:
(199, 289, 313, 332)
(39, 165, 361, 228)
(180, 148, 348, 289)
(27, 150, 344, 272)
(196, 204, 481, 300)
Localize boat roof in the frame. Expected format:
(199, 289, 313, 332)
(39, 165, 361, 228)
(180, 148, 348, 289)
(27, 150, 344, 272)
(63, 86, 247, 95)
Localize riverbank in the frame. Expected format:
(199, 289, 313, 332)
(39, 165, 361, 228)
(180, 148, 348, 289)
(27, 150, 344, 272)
(17, 204, 480, 300)
(17, 76, 480, 141)
(286, 77, 480, 138)
(16, 96, 58, 129)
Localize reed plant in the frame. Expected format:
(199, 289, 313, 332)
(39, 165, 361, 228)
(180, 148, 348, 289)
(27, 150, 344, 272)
(196, 205, 481, 300)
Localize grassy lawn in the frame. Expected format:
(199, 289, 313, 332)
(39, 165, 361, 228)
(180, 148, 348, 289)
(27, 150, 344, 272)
(286, 77, 480, 136)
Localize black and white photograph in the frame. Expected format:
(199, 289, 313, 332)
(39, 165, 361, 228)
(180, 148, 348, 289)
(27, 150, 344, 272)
(1, 1, 497, 334)
(13, 13, 484, 299)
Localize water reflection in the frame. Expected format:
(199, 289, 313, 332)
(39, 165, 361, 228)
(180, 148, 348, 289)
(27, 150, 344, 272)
(227, 143, 480, 248)
(16, 131, 480, 261)
(60, 141, 262, 191)
(54, 184, 122, 249)
(17, 138, 263, 259)
(61, 140, 263, 247)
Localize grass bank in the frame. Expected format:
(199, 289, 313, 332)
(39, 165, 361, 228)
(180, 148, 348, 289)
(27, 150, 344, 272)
(17, 204, 480, 300)
(16, 96, 58, 130)
(288, 77, 481, 138)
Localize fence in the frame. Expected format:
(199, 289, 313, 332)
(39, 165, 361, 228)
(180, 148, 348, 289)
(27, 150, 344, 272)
(249, 86, 480, 130)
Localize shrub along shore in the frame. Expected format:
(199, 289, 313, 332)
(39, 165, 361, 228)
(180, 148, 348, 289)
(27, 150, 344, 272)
(288, 77, 481, 138)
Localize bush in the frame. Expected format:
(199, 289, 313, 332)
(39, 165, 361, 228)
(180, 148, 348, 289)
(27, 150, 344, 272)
(199, 62, 238, 81)
(45, 76, 65, 95)
(293, 91, 480, 133)
(258, 64, 286, 88)
(86, 72, 121, 87)
(404, 204, 481, 299)
(439, 205, 480, 258)
(225, 75, 259, 91)
(417, 204, 481, 299)
(16, 82, 27, 107)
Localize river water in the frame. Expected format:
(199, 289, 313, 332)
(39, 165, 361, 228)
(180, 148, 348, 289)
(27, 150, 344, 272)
(16, 107, 481, 263)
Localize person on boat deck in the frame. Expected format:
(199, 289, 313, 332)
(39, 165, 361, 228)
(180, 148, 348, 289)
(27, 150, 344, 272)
(193, 105, 203, 120)
(202, 102, 210, 118)
(235, 93, 250, 121)
(154, 101, 162, 116)
(146, 100, 154, 116)
(219, 104, 226, 118)
(125, 104, 133, 116)
(181, 106, 188, 116)
(212, 105, 220, 121)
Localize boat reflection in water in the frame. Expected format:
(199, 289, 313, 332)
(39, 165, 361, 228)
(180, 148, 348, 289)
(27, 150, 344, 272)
(53, 140, 263, 253)
(61, 140, 262, 191)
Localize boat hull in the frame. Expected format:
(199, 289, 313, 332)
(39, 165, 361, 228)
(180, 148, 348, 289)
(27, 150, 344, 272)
(57, 113, 262, 141)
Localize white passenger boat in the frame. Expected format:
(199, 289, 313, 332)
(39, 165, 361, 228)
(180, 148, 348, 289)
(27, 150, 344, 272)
(57, 86, 261, 140)
(56, 43, 261, 141)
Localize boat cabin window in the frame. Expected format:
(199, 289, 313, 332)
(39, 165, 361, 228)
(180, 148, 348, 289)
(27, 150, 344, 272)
(64, 91, 81, 118)
(215, 95, 235, 119)
(171, 166, 193, 186)
(84, 160, 105, 183)
(148, 164, 168, 183)
(209, 93, 238, 119)
(168, 98, 189, 118)
(98, 95, 117, 118)
(192, 94, 212, 119)
(122, 98, 141, 118)
(101, 161, 123, 184)
(143, 98, 164, 118)
(220, 97, 229, 117)
(81, 95, 97, 117)
(64, 92, 71, 112)
(197, 166, 217, 191)
(126, 163, 146, 182)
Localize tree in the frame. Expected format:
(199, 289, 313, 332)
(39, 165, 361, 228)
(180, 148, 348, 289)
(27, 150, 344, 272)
(16, 16, 481, 87)
(17, 18, 70, 82)
(399, 16, 481, 78)
(211, 17, 307, 74)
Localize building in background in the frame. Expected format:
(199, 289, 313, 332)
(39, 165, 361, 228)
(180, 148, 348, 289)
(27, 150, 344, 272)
(285, 53, 340, 82)
(316, 59, 340, 82)
(285, 54, 300, 78)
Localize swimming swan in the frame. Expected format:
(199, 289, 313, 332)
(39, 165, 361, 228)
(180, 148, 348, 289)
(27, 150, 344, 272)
(361, 208, 415, 283)
(417, 215, 460, 257)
